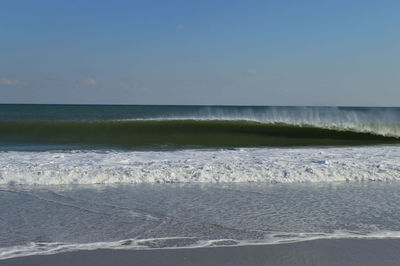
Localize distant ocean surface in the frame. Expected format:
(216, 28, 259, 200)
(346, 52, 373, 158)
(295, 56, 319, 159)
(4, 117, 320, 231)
(1, 104, 400, 259)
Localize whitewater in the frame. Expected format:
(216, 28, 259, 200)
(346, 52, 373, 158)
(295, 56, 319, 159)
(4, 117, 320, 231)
(1, 146, 400, 185)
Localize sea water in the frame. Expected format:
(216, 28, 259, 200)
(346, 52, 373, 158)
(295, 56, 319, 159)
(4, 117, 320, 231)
(1, 104, 400, 259)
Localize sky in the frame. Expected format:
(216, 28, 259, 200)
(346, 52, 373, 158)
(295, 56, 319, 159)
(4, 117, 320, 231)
(0, 0, 399, 106)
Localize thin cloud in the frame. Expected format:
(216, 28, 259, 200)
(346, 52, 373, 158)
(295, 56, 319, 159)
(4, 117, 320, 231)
(139, 87, 149, 92)
(0, 78, 20, 86)
(174, 24, 184, 32)
(83, 77, 96, 85)
(247, 69, 257, 74)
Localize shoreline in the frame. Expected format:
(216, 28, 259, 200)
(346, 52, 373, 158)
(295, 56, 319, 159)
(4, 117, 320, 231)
(2, 238, 400, 266)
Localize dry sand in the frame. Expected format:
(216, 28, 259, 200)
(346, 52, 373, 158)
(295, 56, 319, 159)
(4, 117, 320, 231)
(2, 238, 400, 266)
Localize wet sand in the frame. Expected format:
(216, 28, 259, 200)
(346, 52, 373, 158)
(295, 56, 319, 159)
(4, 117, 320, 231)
(2, 238, 400, 266)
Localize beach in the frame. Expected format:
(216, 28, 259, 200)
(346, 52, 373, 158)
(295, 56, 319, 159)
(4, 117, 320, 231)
(3, 238, 400, 266)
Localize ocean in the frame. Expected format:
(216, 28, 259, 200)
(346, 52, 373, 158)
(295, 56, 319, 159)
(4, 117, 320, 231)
(1, 104, 400, 259)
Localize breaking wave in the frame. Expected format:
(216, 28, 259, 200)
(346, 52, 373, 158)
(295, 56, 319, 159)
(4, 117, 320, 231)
(0, 119, 399, 149)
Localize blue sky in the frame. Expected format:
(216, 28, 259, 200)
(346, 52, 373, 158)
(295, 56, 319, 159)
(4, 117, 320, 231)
(1, 0, 399, 105)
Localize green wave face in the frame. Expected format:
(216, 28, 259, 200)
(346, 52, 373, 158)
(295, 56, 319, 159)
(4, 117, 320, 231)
(0, 120, 398, 149)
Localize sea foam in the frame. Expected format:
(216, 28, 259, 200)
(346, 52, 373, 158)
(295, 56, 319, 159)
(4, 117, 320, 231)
(1, 146, 399, 186)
